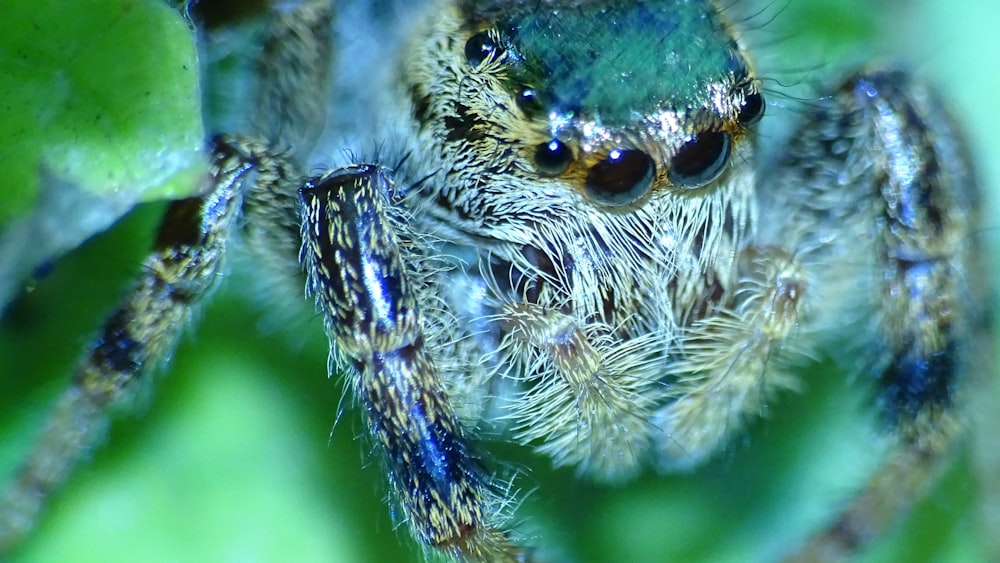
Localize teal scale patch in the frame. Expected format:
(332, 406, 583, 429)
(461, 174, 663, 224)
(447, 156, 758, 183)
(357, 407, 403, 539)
(478, 1, 748, 126)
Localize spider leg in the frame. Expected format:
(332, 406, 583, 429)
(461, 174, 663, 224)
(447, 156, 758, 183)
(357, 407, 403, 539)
(250, 4, 527, 555)
(762, 70, 987, 561)
(0, 0, 334, 551)
(0, 136, 287, 553)
(298, 166, 528, 562)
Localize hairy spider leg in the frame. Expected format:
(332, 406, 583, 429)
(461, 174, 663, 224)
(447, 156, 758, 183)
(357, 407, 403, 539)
(298, 166, 528, 562)
(760, 70, 986, 561)
(0, 138, 261, 552)
(0, 1, 335, 552)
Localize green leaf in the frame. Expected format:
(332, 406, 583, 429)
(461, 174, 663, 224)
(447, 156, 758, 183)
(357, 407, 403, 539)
(0, 0, 204, 306)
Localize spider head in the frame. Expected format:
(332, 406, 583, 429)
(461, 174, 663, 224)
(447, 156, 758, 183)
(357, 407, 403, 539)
(404, 0, 764, 212)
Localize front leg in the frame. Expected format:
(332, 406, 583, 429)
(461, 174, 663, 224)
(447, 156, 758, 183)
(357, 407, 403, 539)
(0, 136, 281, 553)
(297, 166, 527, 562)
(763, 70, 987, 561)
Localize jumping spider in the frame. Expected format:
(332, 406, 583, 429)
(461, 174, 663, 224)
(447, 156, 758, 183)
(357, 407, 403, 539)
(1, 0, 994, 561)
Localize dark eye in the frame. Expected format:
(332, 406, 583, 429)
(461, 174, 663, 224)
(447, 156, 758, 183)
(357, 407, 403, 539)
(465, 31, 500, 68)
(737, 92, 765, 125)
(534, 139, 573, 176)
(517, 87, 542, 115)
(585, 149, 655, 206)
(667, 131, 731, 188)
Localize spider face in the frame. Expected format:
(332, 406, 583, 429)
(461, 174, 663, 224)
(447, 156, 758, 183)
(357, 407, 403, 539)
(1, 0, 996, 562)
(388, 1, 767, 481)
(410, 0, 761, 209)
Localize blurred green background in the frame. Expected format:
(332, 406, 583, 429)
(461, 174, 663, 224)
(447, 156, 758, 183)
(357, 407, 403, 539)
(1, 0, 997, 562)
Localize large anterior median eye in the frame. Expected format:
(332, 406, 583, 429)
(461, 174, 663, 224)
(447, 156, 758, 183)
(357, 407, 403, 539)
(667, 131, 731, 188)
(585, 149, 655, 206)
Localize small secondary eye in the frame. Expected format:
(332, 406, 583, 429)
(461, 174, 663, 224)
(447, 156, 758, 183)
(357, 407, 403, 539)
(517, 87, 542, 115)
(465, 31, 500, 68)
(585, 149, 655, 206)
(737, 92, 765, 125)
(534, 139, 573, 176)
(667, 131, 731, 188)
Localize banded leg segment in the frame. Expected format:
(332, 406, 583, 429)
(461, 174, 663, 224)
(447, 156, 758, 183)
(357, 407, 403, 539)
(0, 1, 332, 555)
(0, 138, 261, 553)
(298, 167, 525, 561)
(766, 71, 983, 561)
